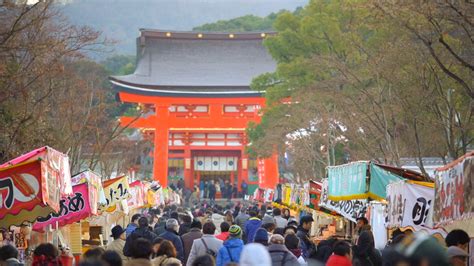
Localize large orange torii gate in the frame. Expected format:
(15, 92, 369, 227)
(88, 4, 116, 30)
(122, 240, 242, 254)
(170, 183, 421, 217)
(111, 30, 279, 191)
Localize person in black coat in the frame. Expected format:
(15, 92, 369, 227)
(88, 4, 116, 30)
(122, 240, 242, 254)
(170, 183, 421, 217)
(153, 216, 167, 236)
(352, 225, 382, 266)
(296, 215, 317, 260)
(159, 218, 185, 263)
(123, 217, 157, 257)
(208, 181, 216, 203)
(315, 237, 337, 263)
(178, 215, 192, 236)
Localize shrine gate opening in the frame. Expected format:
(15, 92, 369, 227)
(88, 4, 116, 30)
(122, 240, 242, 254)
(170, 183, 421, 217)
(110, 29, 279, 192)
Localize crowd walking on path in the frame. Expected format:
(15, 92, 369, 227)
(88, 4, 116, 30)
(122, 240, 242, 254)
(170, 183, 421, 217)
(0, 200, 470, 266)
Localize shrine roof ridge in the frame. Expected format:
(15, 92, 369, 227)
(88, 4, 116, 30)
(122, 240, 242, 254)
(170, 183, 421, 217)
(139, 29, 277, 40)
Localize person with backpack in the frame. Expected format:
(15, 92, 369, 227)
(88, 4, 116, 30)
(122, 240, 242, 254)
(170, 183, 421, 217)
(216, 225, 244, 266)
(186, 222, 223, 266)
(267, 234, 299, 266)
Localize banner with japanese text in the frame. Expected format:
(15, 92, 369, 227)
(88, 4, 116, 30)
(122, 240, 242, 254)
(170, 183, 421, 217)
(327, 161, 368, 200)
(309, 181, 321, 209)
(33, 183, 92, 231)
(102, 176, 130, 209)
(386, 181, 434, 230)
(127, 180, 145, 209)
(0, 147, 72, 197)
(319, 179, 368, 222)
(0, 160, 59, 227)
(433, 152, 474, 225)
(71, 170, 105, 215)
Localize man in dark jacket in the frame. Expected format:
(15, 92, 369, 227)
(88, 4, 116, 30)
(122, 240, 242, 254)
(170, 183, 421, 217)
(159, 218, 185, 262)
(178, 215, 192, 236)
(153, 216, 167, 236)
(297, 215, 317, 259)
(123, 217, 157, 257)
(181, 220, 203, 265)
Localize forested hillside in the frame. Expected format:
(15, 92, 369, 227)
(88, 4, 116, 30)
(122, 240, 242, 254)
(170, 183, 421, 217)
(193, 7, 302, 32)
(59, 0, 307, 55)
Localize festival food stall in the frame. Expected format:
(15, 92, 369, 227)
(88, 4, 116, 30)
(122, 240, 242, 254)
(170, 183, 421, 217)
(325, 161, 432, 246)
(0, 147, 74, 264)
(85, 175, 131, 249)
(0, 146, 73, 228)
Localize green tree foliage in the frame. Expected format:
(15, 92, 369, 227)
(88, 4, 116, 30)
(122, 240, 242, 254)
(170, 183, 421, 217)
(102, 54, 136, 75)
(193, 14, 276, 32)
(249, 0, 473, 179)
(0, 2, 143, 177)
(193, 8, 303, 32)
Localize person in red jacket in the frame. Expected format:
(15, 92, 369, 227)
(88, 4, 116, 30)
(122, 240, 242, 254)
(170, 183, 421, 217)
(326, 240, 353, 266)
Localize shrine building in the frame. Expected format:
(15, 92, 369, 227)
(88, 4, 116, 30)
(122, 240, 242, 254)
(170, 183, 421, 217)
(110, 29, 278, 193)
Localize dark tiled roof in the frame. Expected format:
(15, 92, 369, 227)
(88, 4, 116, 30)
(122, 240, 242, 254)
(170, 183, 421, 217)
(399, 157, 451, 167)
(111, 30, 277, 91)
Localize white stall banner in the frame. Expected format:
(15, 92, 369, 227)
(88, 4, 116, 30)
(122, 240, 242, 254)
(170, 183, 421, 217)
(386, 181, 434, 230)
(319, 179, 368, 222)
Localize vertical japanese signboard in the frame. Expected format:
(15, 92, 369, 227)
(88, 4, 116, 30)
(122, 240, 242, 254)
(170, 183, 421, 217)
(433, 152, 474, 225)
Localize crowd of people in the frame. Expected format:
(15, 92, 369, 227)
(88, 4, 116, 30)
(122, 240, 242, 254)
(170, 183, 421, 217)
(0, 201, 471, 266)
(197, 179, 248, 203)
(170, 178, 249, 207)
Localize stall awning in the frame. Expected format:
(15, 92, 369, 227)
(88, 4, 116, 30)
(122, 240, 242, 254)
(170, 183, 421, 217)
(0, 160, 61, 227)
(0, 146, 73, 196)
(72, 170, 106, 213)
(32, 183, 94, 232)
(327, 161, 430, 201)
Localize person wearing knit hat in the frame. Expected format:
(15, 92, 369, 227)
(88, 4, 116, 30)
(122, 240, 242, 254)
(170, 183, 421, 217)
(216, 225, 244, 266)
(228, 225, 242, 238)
(395, 232, 450, 266)
(254, 228, 269, 246)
